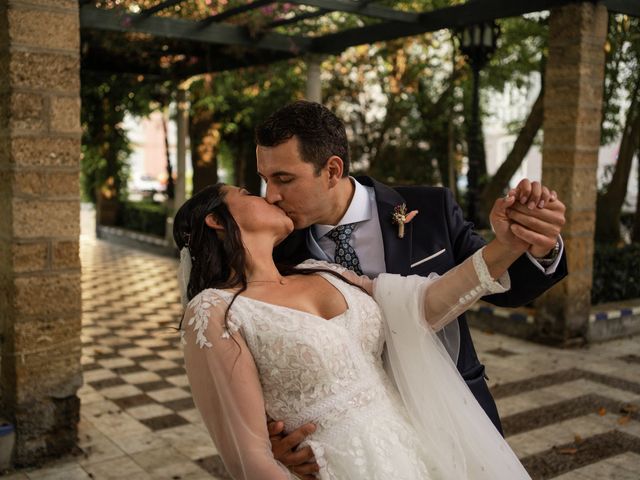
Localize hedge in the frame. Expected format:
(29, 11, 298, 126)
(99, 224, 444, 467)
(591, 242, 640, 304)
(117, 200, 168, 238)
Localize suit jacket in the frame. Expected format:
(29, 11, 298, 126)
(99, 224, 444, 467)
(273, 176, 568, 432)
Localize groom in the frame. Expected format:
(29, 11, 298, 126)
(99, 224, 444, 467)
(255, 100, 567, 478)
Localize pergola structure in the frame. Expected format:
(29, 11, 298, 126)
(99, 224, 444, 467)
(1, 0, 639, 468)
(78, 0, 640, 77)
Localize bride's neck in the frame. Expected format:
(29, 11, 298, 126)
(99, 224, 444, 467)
(242, 236, 282, 282)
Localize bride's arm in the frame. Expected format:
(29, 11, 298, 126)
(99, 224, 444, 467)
(182, 291, 295, 480)
(417, 239, 523, 331)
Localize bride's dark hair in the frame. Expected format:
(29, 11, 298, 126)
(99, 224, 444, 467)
(173, 183, 246, 301)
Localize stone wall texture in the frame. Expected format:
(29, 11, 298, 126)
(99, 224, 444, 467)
(537, 2, 608, 344)
(0, 0, 82, 466)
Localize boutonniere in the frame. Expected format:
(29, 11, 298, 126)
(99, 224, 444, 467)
(392, 203, 419, 238)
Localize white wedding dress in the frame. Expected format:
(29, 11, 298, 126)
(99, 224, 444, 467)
(181, 253, 531, 480)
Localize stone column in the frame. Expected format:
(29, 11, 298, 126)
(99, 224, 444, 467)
(0, 0, 82, 466)
(305, 55, 323, 103)
(536, 3, 608, 344)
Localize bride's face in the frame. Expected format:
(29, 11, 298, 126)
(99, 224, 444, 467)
(221, 186, 294, 241)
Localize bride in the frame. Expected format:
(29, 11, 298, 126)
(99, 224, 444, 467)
(174, 183, 533, 480)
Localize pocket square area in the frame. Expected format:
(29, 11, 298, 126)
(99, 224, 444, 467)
(411, 249, 446, 268)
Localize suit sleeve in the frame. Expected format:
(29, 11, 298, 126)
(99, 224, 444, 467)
(443, 188, 568, 308)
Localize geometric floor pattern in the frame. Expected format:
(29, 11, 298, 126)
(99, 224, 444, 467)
(4, 205, 639, 479)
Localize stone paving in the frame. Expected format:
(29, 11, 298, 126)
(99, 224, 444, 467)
(2, 205, 639, 480)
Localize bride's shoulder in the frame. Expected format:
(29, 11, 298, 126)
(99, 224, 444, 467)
(182, 288, 242, 348)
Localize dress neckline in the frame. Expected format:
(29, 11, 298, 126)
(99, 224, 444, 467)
(215, 271, 351, 323)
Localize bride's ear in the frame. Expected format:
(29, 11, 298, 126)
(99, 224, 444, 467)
(205, 213, 224, 231)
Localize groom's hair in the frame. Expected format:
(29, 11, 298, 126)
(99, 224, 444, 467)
(255, 100, 350, 176)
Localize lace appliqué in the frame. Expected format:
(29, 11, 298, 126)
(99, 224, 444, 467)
(180, 289, 242, 348)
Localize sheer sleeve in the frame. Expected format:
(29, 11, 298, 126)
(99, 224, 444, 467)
(374, 247, 510, 332)
(181, 290, 295, 480)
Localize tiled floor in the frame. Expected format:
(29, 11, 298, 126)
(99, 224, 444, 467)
(3, 205, 639, 479)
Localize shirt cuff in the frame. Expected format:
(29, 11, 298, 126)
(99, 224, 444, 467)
(526, 235, 564, 275)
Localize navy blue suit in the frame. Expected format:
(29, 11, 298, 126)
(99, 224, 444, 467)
(274, 176, 568, 433)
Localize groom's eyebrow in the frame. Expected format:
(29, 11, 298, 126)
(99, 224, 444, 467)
(261, 170, 294, 179)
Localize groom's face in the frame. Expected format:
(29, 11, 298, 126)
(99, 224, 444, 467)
(256, 137, 333, 229)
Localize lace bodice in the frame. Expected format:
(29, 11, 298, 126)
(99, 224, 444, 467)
(188, 260, 387, 434)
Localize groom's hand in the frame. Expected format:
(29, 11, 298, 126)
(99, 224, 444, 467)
(268, 420, 320, 479)
(506, 179, 566, 258)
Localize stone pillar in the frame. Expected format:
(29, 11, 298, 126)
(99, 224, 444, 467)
(0, 0, 82, 466)
(305, 55, 323, 103)
(536, 3, 608, 344)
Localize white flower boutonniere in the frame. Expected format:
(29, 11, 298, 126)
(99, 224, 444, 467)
(392, 203, 419, 238)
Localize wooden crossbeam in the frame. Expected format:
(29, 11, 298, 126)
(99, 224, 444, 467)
(310, 0, 579, 53)
(268, 8, 330, 28)
(285, 0, 418, 23)
(80, 4, 311, 54)
(140, 0, 186, 17)
(602, 0, 640, 17)
(198, 0, 273, 27)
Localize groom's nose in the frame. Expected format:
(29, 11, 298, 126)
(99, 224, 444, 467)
(264, 184, 282, 204)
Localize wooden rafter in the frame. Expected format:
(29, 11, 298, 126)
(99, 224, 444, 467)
(79, 0, 640, 77)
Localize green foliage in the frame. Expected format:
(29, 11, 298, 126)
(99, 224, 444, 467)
(117, 200, 168, 237)
(188, 59, 305, 189)
(592, 242, 640, 304)
(81, 70, 169, 203)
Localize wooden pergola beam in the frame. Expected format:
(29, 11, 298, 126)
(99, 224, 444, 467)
(199, 0, 273, 27)
(309, 0, 579, 53)
(80, 4, 311, 54)
(140, 0, 187, 17)
(268, 8, 330, 29)
(602, 0, 640, 17)
(285, 0, 419, 23)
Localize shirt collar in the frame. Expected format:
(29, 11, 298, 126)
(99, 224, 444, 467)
(313, 177, 371, 238)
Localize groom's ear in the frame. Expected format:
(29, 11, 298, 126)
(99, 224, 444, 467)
(325, 155, 344, 186)
(205, 214, 224, 231)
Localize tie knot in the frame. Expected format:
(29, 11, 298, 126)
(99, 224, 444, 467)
(327, 223, 356, 242)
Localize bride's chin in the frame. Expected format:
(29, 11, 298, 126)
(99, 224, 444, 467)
(274, 221, 294, 245)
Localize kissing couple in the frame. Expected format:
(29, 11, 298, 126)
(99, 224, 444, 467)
(174, 101, 567, 479)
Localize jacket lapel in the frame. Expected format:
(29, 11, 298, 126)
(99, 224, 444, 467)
(356, 176, 413, 275)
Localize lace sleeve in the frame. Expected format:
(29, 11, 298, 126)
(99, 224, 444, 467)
(296, 259, 373, 295)
(373, 247, 509, 332)
(181, 290, 295, 480)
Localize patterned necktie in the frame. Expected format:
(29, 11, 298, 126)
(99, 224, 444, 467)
(327, 223, 363, 275)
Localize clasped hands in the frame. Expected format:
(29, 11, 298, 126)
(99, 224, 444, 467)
(491, 178, 566, 259)
(268, 179, 566, 479)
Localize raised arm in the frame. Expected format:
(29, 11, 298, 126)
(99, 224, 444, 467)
(417, 240, 522, 331)
(182, 291, 294, 480)
(374, 193, 529, 332)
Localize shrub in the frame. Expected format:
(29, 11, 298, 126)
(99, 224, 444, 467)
(117, 201, 168, 238)
(592, 242, 640, 304)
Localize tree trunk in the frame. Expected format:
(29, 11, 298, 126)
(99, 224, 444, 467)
(478, 87, 544, 220)
(189, 109, 219, 195)
(595, 80, 640, 244)
(162, 113, 175, 200)
(233, 131, 261, 194)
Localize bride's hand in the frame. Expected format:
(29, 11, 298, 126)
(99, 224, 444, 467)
(489, 191, 530, 254)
